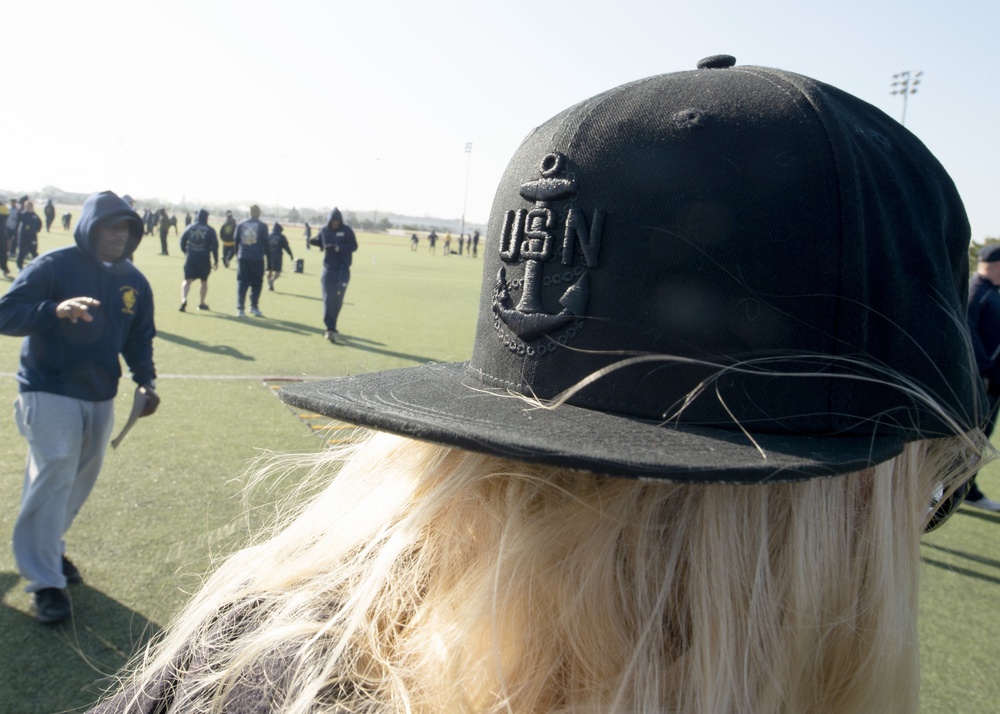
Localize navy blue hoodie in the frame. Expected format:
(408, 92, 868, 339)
(311, 208, 357, 268)
(266, 223, 294, 261)
(16, 208, 42, 246)
(234, 215, 268, 262)
(0, 191, 156, 401)
(180, 209, 219, 265)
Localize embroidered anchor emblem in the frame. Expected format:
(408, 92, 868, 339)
(493, 152, 606, 347)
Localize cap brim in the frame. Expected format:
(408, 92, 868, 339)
(279, 363, 904, 484)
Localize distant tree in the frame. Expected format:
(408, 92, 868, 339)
(287, 207, 301, 223)
(303, 209, 328, 225)
(347, 213, 383, 231)
(378, 217, 392, 231)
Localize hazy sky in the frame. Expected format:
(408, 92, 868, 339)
(3, 0, 997, 238)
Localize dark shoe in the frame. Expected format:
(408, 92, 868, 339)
(198, 303, 209, 311)
(34, 588, 71, 623)
(179, 301, 186, 312)
(965, 494, 1000, 512)
(62, 556, 83, 585)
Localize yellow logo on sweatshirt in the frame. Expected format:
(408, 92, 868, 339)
(120, 286, 138, 315)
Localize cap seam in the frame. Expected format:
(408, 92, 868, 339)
(728, 67, 846, 434)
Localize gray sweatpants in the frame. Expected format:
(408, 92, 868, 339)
(12, 392, 114, 591)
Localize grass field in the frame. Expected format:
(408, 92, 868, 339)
(0, 209, 997, 712)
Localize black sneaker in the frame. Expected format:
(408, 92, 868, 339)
(62, 556, 83, 585)
(34, 588, 71, 623)
(179, 301, 186, 312)
(198, 303, 209, 311)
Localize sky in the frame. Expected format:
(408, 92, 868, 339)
(3, 0, 998, 239)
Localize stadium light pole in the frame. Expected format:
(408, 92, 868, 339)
(373, 157, 380, 229)
(460, 142, 473, 238)
(890, 70, 922, 126)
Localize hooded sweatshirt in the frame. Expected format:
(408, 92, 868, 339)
(312, 208, 357, 268)
(234, 214, 268, 262)
(180, 209, 219, 265)
(16, 207, 42, 247)
(266, 223, 294, 262)
(0, 191, 156, 401)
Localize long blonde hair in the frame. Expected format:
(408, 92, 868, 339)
(103, 430, 981, 713)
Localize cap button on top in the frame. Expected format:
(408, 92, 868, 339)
(697, 55, 737, 69)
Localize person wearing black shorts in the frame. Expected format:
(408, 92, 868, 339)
(265, 223, 294, 291)
(178, 209, 219, 312)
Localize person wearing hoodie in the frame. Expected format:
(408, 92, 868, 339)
(219, 210, 237, 267)
(309, 207, 356, 342)
(14, 199, 42, 270)
(6, 197, 22, 259)
(265, 222, 294, 292)
(178, 208, 219, 312)
(0, 190, 160, 624)
(233, 204, 268, 317)
(43, 199, 56, 232)
(156, 208, 171, 255)
(0, 200, 9, 277)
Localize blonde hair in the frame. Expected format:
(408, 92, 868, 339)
(102, 430, 981, 713)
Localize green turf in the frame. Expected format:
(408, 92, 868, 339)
(0, 213, 998, 712)
(917, 461, 1000, 714)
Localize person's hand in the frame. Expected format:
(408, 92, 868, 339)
(56, 297, 100, 323)
(139, 384, 160, 417)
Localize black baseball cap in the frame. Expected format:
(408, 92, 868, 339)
(281, 56, 983, 484)
(978, 244, 1000, 262)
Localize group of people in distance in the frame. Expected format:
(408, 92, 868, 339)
(0, 191, 363, 344)
(0, 197, 78, 279)
(2, 55, 999, 713)
(0, 195, 44, 276)
(412, 228, 481, 256)
(174, 205, 356, 340)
